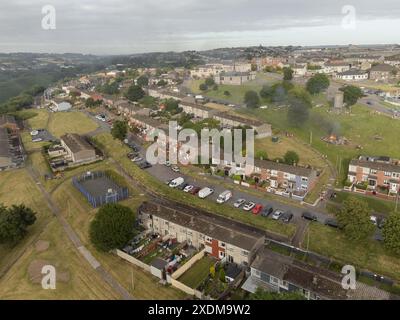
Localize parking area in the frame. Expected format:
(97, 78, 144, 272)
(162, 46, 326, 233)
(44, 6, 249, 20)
(30, 129, 57, 143)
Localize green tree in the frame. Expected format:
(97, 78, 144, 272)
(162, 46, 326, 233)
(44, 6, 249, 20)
(157, 79, 168, 87)
(125, 85, 145, 102)
(260, 84, 273, 100)
(283, 150, 299, 165)
(89, 204, 136, 252)
(336, 198, 374, 241)
(224, 90, 231, 96)
(205, 77, 215, 87)
(111, 120, 128, 141)
(283, 67, 294, 81)
(340, 85, 363, 108)
(250, 288, 306, 300)
(244, 90, 260, 108)
(0, 204, 37, 246)
(136, 75, 149, 87)
(383, 213, 400, 254)
(306, 74, 330, 95)
(219, 268, 226, 283)
(199, 83, 208, 91)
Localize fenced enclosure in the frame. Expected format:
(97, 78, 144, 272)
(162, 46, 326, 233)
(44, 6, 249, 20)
(73, 171, 129, 208)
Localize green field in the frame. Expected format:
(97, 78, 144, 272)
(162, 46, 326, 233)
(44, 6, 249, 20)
(178, 256, 215, 289)
(187, 72, 281, 105)
(47, 111, 98, 138)
(241, 103, 400, 184)
(306, 223, 400, 282)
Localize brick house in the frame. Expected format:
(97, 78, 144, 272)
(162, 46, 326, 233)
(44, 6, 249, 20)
(348, 156, 400, 194)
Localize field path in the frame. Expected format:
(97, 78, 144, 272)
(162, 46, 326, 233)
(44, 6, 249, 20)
(26, 164, 134, 300)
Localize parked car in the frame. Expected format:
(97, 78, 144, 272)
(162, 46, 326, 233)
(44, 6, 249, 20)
(132, 156, 143, 162)
(302, 211, 318, 221)
(233, 199, 246, 208)
(169, 177, 184, 188)
(183, 185, 194, 193)
(261, 205, 274, 217)
(243, 202, 256, 211)
(324, 218, 339, 229)
(198, 187, 214, 199)
(370, 215, 378, 226)
(190, 186, 201, 195)
(171, 165, 180, 173)
(164, 161, 171, 167)
(272, 210, 284, 220)
(252, 204, 263, 215)
(177, 183, 189, 191)
(281, 211, 294, 223)
(138, 161, 152, 169)
(217, 190, 233, 204)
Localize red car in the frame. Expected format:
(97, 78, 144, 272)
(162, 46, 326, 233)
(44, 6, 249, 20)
(190, 186, 201, 195)
(252, 204, 263, 215)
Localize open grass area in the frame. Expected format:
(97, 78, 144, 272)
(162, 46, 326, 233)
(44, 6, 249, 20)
(240, 103, 400, 184)
(306, 223, 400, 282)
(178, 256, 215, 289)
(329, 191, 397, 214)
(50, 173, 186, 299)
(25, 109, 50, 129)
(94, 133, 297, 239)
(187, 72, 280, 105)
(47, 111, 98, 138)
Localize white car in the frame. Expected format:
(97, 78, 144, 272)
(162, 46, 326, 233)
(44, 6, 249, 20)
(171, 166, 180, 173)
(243, 202, 256, 211)
(217, 190, 233, 204)
(169, 177, 184, 188)
(370, 215, 378, 226)
(164, 161, 171, 167)
(272, 210, 284, 220)
(183, 185, 194, 193)
(233, 199, 246, 208)
(30, 130, 39, 136)
(198, 187, 214, 199)
(132, 157, 143, 162)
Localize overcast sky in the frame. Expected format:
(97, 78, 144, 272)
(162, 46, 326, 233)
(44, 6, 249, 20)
(0, 0, 399, 55)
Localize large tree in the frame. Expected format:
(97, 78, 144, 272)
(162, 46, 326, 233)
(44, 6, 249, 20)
(336, 197, 374, 241)
(125, 85, 145, 102)
(111, 120, 128, 141)
(306, 74, 330, 95)
(284, 150, 300, 165)
(283, 67, 294, 81)
(244, 90, 260, 108)
(383, 213, 400, 254)
(340, 85, 363, 108)
(89, 204, 136, 252)
(136, 75, 149, 87)
(0, 204, 37, 246)
(205, 77, 215, 87)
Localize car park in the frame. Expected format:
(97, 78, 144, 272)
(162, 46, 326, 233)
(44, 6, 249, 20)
(281, 211, 293, 223)
(302, 211, 318, 221)
(138, 161, 152, 169)
(243, 202, 256, 211)
(261, 205, 274, 217)
(169, 177, 184, 188)
(233, 199, 246, 208)
(198, 187, 214, 199)
(183, 185, 194, 193)
(252, 204, 263, 215)
(177, 183, 189, 191)
(216, 190, 233, 204)
(272, 210, 284, 220)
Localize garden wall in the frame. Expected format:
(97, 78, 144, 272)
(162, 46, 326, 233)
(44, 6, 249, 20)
(116, 249, 151, 272)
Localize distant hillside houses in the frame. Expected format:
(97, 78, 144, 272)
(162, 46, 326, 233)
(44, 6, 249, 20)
(190, 62, 252, 79)
(335, 69, 369, 81)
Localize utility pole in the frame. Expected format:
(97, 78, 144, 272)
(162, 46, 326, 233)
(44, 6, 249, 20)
(396, 191, 399, 213)
(309, 130, 313, 145)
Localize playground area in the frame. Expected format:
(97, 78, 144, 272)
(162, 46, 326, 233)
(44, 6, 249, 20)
(73, 171, 129, 208)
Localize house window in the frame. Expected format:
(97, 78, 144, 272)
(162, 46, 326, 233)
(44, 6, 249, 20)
(384, 171, 391, 177)
(371, 169, 378, 174)
(187, 231, 193, 236)
(219, 251, 225, 258)
(220, 242, 226, 248)
(206, 237, 212, 242)
(281, 281, 289, 289)
(253, 269, 261, 278)
(302, 177, 308, 182)
(270, 276, 279, 285)
(241, 250, 248, 256)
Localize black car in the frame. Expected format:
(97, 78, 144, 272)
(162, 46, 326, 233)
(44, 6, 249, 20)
(281, 211, 294, 223)
(261, 205, 274, 217)
(177, 183, 189, 191)
(138, 161, 152, 169)
(324, 218, 339, 228)
(301, 211, 318, 221)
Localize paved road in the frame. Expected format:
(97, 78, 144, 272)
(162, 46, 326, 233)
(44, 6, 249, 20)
(26, 164, 133, 300)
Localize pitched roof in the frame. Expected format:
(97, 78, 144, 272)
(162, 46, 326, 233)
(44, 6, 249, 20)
(350, 159, 400, 174)
(254, 159, 315, 177)
(370, 64, 396, 72)
(60, 133, 94, 153)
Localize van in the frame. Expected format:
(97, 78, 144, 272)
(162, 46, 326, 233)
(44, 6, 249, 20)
(169, 177, 184, 188)
(217, 190, 232, 204)
(198, 187, 214, 199)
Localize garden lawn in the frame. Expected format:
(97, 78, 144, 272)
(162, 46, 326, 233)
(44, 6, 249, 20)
(178, 256, 215, 289)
